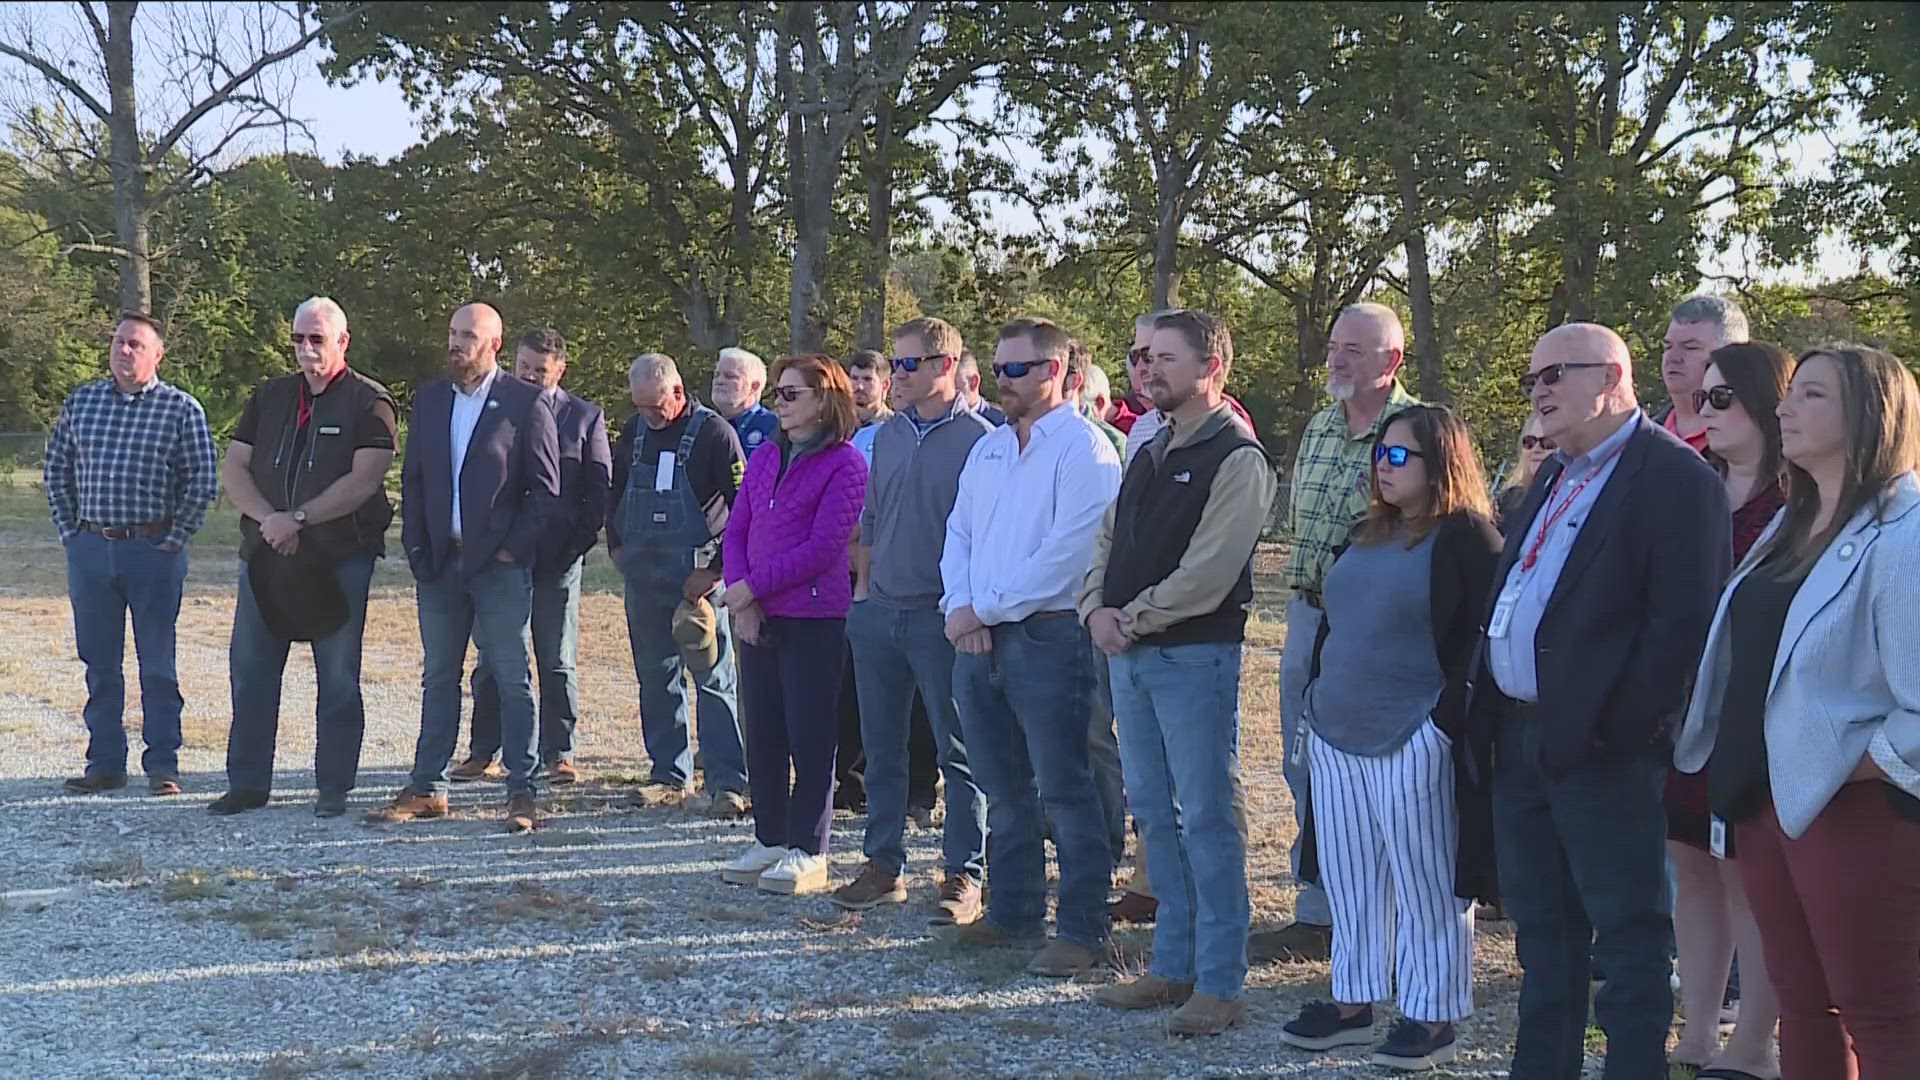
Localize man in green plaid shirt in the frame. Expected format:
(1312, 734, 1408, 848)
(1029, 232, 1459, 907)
(1257, 302, 1420, 964)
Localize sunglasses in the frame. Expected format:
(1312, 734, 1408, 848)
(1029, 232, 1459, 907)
(1692, 384, 1737, 412)
(890, 353, 951, 373)
(992, 359, 1052, 380)
(1374, 444, 1425, 467)
(1518, 362, 1609, 395)
(1521, 435, 1557, 451)
(772, 386, 813, 403)
(1128, 347, 1152, 367)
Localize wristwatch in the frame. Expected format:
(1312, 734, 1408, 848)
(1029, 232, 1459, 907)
(291, 509, 308, 526)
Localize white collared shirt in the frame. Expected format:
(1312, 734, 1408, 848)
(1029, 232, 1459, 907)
(941, 401, 1123, 625)
(448, 366, 499, 539)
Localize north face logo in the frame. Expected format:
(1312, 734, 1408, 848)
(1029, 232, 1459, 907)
(1173, 470, 1192, 484)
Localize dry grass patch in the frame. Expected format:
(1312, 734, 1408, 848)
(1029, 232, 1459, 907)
(639, 956, 693, 981)
(160, 868, 226, 901)
(70, 850, 146, 885)
(675, 1049, 757, 1077)
(472, 881, 606, 928)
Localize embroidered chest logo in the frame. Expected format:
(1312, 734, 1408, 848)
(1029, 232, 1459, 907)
(1173, 470, 1192, 484)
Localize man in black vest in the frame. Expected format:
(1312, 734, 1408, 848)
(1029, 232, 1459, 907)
(210, 297, 397, 818)
(1080, 309, 1274, 1036)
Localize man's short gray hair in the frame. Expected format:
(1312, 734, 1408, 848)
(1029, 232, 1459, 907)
(1670, 295, 1750, 343)
(717, 347, 766, 386)
(1082, 362, 1111, 403)
(1134, 308, 1182, 331)
(629, 353, 680, 386)
(293, 296, 348, 336)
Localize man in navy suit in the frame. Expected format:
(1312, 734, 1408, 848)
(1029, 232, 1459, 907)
(455, 327, 610, 786)
(1468, 323, 1731, 1079)
(368, 303, 562, 832)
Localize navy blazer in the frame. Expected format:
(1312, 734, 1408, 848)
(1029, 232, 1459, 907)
(536, 387, 612, 574)
(1465, 413, 1732, 778)
(400, 371, 562, 581)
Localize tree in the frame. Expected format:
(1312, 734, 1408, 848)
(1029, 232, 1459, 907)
(0, 1, 363, 315)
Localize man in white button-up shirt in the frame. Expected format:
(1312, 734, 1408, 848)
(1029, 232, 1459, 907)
(940, 316, 1122, 979)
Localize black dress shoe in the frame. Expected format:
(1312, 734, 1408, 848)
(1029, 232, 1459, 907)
(63, 773, 128, 794)
(314, 792, 348, 818)
(206, 789, 270, 815)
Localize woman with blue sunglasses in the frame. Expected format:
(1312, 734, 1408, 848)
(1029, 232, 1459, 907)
(1280, 404, 1502, 1071)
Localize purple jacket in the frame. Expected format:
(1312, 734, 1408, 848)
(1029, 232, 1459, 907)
(723, 437, 868, 619)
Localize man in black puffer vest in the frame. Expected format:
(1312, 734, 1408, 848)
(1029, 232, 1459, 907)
(209, 296, 397, 819)
(1080, 309, 1274, 1036)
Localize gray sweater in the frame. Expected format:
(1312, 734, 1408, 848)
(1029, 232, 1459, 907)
(860, 396, 993, 609)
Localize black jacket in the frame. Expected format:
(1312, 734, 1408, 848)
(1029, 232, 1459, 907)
(1464, 415, 1732, 778)
(235, 368, 396, 561)
(400, 372, 562, 581)
(1298, 511, 1504, 902)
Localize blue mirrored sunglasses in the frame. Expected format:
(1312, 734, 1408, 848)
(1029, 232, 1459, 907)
(1373, 444, 1424, 467)
(890, 353, 952, 373)
(992, 359, 1050, 380)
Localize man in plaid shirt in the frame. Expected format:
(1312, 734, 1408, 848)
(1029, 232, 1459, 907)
(44, 312, 218, 796)
(1259, 302, 1418, 963)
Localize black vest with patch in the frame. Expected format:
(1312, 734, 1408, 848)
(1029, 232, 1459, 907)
(240, 369, 395, 561)
(1103, 419, 1267, 646)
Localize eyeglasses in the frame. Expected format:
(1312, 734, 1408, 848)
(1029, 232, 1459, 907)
(890, 353, 951, 373)
(1518, 362, 1609, 394)
(1373, 444, 1425, 467)
(992, 359, 1052, 380)
(1520, 435, 1557, 451)
(772, 386, 813, 403)
(1128, 347, 1151, 367)
(1692, 385, 1737, 412)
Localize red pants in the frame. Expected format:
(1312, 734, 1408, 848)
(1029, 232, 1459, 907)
(1736, 782, 1920, 1080)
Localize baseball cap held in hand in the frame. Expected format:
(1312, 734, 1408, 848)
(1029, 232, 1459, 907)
(673, 596, 719, 672)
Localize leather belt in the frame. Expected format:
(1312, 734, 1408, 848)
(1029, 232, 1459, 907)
(81, 519, 170, 540)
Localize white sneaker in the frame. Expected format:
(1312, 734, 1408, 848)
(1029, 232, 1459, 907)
(721, 842, 786, 886)
(757, 848, 828, 895)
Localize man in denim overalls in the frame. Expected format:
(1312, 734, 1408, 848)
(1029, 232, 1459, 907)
(607, 353, 751, 816)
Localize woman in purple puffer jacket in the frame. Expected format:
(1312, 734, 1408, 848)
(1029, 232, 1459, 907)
(718, 354, 868, 896)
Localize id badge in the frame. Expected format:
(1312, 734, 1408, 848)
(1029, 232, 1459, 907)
(1709, 815, 1728, 860)
(1487, 582, 1520, 639)
(1290, 724, 1309, 769)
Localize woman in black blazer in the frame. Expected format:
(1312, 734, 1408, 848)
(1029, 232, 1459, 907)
(1279, 405, 1502, 1071)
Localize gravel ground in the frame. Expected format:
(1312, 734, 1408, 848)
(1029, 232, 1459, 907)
(0, 524, 1599, 1079)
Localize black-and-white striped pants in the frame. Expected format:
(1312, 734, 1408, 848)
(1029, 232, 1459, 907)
(1308, 718, 1475, 1022)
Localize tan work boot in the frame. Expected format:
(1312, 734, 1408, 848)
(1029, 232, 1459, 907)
(1026, 939, 1101, 978)
(449, 756, 500, 782)
(1094, 974, 1194, 1010)
(361, 790, 449, 824)
(929, 874, 981, 926)
(947, 918, 1043, 951)
(504, 794, 540, 833)
(1168, 992, 1245, 1036)
(830, 862, 907, 911)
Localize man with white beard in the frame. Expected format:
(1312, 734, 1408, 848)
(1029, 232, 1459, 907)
(1259, 302, 1419, 963)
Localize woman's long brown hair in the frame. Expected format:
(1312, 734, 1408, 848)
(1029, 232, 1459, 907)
(1766, 345, 1920, 576)
(1354, 404, 1496, 547)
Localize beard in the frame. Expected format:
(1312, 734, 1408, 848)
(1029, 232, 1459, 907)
(1327, 375, 1357, 401)
(447, 351, 492, 384)
(1147, 380, 1193, 414)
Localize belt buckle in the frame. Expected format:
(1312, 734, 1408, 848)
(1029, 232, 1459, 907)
(102, 525, 135, 540)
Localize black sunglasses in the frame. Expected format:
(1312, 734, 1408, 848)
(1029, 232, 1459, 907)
(1521, 434, 1557, 451)
(1692, 384, 1737, 412)
(772, 386, 813, 403)
(1127, 347, 1152, 367)
(1374, 443, 1425, 467)
(891, 353, 951, 373)
(1518, 362, 1609, 394)
(992, 359, 1052, 380)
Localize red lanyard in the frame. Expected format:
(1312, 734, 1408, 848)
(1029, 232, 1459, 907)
(1520, 443, 1626, 571)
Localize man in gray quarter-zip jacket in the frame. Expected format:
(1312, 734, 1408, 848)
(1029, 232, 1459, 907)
(829, 317, 994, 925)
(210, 296, 397, 820)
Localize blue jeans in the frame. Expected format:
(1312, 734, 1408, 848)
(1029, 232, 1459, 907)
(846, 599, 987, 881)
(411, 559, 539, 797)
(953, 613, 1111, 950)
(1087, 644, 1128, 869)
(1279, 595, 1333, 925)
(470, 557, 582, 764)
(621, 576, 746, 793)
(65, 531, 188, 779)
(1493, 716, 1674, 1080)
(1111, 640, 1250, 999)
(227, 553, 375, 794)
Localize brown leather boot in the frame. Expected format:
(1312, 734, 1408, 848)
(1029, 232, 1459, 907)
(450, 756, 500, 782)
(504, 794, 540, 833)
(361, 790, 449, 824)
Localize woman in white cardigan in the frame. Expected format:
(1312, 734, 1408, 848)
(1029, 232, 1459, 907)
(1674, 345, 1920, 1080)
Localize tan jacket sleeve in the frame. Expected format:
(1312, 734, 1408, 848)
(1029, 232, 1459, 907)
(1118, 446, 1276, 639)
(1076, 497, 1120, 623)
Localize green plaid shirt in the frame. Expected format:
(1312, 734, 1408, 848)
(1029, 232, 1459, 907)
(1282, 382, 1421, 591)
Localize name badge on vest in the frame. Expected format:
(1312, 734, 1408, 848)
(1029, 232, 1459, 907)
(318, 425, 342, 436)
(1488, 580, 1520, 639)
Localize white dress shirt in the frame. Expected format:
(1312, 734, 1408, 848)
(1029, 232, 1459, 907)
(941, 401, 1123, 626)
(448, 365, 499, 540)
